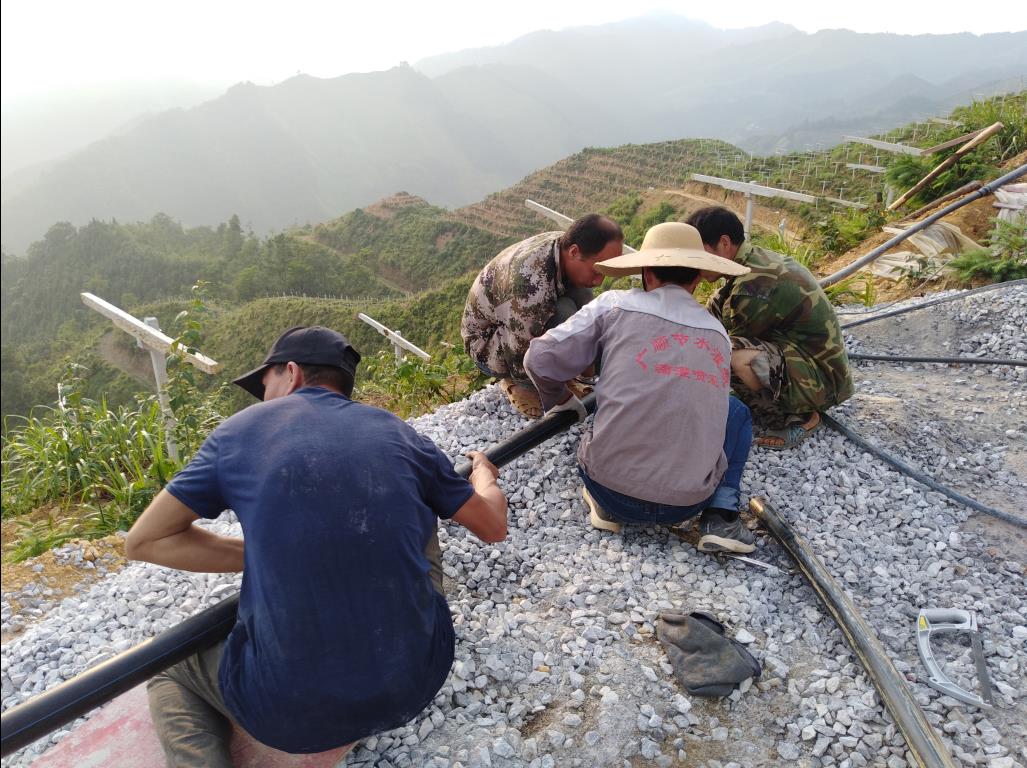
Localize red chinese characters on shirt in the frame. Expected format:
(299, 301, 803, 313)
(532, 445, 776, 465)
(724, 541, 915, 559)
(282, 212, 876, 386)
(636, 334, 728, 388)
(635, 347, 649, 372)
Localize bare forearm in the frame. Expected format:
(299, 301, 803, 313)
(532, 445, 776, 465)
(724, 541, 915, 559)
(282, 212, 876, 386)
(450, 454, 508, 543)
(129, 525, 244, 573)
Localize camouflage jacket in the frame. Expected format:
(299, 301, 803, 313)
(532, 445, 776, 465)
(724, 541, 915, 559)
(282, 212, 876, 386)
(708, 243, 854, 413)
(462, 232, 567, 384)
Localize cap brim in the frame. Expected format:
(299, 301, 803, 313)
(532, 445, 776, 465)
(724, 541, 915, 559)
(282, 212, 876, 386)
(232, 364, 271, 401)
(596, 248, 750, 278)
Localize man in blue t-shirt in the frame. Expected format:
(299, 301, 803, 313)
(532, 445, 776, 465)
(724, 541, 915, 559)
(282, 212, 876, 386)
(126, 326, 508, 767)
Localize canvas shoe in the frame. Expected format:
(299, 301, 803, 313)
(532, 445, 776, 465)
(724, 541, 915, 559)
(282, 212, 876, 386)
(581, 487, 621, 534)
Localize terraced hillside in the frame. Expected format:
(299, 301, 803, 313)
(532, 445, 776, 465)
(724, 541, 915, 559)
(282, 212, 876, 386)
(451, 140, 737, 239)
(2, 91, 1023, 422)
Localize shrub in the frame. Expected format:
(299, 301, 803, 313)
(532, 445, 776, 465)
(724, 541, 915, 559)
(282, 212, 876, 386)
(1, 286, 227, 559)
(948, 216, 1027, 283)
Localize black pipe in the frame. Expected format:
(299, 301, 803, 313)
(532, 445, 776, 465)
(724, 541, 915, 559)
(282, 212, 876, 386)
(821, 412, 1026, 528)
(751, 497, 957, 768)
(454, 392, 596, 476)
(848, 353, 1026, 367)
(0, 393, 597, 758)
(841, 279, 1026, 330)
(1, 595, 238, 757)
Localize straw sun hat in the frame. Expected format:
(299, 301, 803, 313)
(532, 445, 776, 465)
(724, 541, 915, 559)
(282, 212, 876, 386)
(596, 222, 750, 278)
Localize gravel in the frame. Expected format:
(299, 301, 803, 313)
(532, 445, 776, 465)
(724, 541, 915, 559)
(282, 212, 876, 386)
(3, 284, 1026, 767)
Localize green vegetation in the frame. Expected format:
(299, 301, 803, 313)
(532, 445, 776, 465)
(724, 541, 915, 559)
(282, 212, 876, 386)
(882, 92, 1026, 209)
(2, 298, 228, 560)
(948, 216, 1027, 283)
(0, 283, 487, 560)
(750, 231, 875, 307)
(809, 206, 887, 258)
(312, 199, 507, 293)
(359, 349, 488, 418)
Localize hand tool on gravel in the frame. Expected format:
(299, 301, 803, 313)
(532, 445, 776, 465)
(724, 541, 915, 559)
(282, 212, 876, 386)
(916, 608, 993, 708)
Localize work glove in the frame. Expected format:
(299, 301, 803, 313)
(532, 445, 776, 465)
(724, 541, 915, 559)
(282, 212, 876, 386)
(547, 394, 587, 423)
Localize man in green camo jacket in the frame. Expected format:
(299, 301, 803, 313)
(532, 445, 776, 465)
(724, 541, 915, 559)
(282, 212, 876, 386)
(687, 206, 854, 449)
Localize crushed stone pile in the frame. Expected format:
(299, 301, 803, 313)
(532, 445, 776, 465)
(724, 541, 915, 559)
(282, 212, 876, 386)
(2, 285, 1025, 768)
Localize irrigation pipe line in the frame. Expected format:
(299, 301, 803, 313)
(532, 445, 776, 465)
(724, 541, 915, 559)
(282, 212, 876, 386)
(0, 594, 239, 757)
(841, 279, 1027, 330)
(0, 395, 597, 757)
(821, 412, 1026, 528)
(751, 498, 957, 768)
(819, 163, 1027, 288)
(848, 353, 1026, 367)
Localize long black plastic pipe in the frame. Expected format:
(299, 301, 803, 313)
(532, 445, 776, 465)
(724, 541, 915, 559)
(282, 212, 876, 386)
(821, 412, 1025, 528)
(751, 497, 957, 768)
(848, 353, 1026, 367)
(819, 164, 1027, 287)
(841, 278, 1026, 330)
(0, 395, 597, 758)
(0, 595, 239, 757)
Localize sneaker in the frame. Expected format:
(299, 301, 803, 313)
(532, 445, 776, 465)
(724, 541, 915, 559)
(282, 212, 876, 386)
(581, 487, 621, 534)
(697, 509, 755, 554)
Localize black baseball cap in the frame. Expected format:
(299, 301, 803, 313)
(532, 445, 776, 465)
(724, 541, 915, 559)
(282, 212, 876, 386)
(232, 325, 361, 400)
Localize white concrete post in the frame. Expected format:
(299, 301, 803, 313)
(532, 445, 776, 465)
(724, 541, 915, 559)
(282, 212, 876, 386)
(142, 317, 179, 462)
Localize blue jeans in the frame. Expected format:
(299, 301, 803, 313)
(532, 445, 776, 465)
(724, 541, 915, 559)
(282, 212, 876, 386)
(581, 396, 752, 525)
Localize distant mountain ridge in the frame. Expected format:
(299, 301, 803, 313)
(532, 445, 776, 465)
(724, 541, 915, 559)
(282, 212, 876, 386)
(2, 16, 1024, 253)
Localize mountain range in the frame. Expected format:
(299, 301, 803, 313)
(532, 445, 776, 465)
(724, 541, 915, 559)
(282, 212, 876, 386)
(2, 14, 1024, 254)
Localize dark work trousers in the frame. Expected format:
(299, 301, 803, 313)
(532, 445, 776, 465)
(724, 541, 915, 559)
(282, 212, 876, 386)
(147, 524, 446, 767)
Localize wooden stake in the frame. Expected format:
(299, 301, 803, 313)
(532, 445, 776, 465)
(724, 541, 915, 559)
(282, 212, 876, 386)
(888, 122, 1004, 211)
(920, 127, 988, 156)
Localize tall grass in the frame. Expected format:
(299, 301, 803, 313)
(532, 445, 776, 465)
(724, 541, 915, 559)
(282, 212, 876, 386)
(2, 285, 227, 560)
(358, 349, 489, 419)
(750, 231, 876, 307)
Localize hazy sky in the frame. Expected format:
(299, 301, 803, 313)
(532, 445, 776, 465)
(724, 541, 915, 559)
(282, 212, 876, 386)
(3, 0, 1026, 104)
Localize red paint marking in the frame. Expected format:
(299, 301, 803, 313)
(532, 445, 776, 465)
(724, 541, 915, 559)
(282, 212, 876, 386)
(694, 337, 711, 351)
(694, 370, 707, 382)
(711, 350, 724, 367)
(651, 335, 669, 352)
(672, 333, 690, 347)
(675, 366, 691, 379)
(33, 684, 350, 767)
(654, 363, 673, 376)
(635, 347, 649, 371)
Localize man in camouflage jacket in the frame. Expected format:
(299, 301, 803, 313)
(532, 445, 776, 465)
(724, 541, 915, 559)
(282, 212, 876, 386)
(462, 214, 623, 417)
(687, 207, 854, 448)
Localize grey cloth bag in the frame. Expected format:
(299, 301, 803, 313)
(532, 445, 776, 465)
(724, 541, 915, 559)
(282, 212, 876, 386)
(656, 611, 762, 697)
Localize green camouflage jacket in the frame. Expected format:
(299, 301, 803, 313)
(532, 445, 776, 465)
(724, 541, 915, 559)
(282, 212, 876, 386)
(708, 242, 854, 414)
(462, 232, 566, 384)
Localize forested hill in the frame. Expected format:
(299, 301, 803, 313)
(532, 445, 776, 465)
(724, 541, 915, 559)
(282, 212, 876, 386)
(3, 17, 1025, 253)
(2, 91, 1023, 421)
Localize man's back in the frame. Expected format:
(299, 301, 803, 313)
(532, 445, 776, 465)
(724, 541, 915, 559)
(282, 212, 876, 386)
(528, 286, 732, 506)
(166, 387, 473, 752)
(461, 231, 563, 382)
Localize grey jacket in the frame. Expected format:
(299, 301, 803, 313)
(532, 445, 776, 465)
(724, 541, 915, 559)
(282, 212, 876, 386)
(525, 286, 731, 506)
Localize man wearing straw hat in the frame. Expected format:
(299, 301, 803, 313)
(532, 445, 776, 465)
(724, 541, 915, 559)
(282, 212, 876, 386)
(524, 222, 757, 553)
